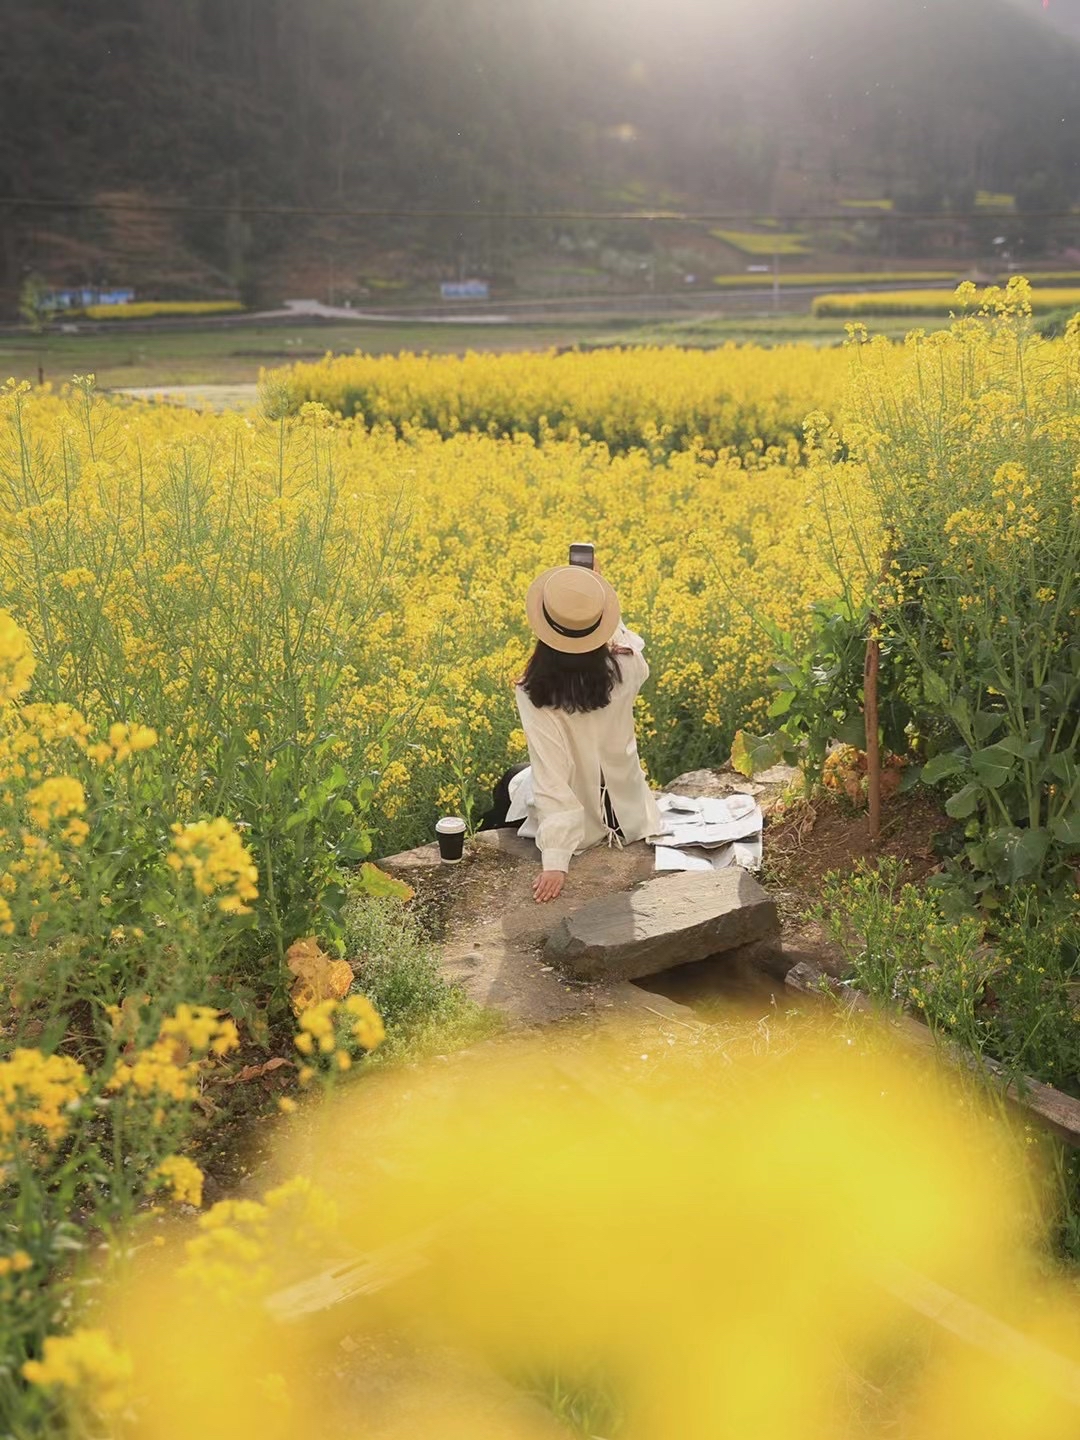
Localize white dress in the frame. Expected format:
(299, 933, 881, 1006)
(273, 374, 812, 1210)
(508, 624, 662, 872)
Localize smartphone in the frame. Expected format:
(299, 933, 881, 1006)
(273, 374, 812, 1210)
(568, 542, 595, 569)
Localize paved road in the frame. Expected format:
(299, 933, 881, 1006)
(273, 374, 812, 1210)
(2, 276, 964, 339)
(258, 281, 959, 326)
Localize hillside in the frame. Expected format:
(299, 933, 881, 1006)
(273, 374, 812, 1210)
(1006, 0, 1080, 40)
(2, 0, 1079, 307)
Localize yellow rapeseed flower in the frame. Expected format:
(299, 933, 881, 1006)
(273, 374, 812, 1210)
(0, 1249, 32, 1276)
(0, 1048, 88, 1160)
(107, 721, 158, 763)
(151, 1153, 205, 1207)
(0, 611, 35, 704)
(167, 818, 259, 914)
(25, 775, 86, 831)
(22, 1329, 133, 1414)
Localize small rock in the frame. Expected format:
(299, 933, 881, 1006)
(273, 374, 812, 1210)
(545, 869, 780, 983)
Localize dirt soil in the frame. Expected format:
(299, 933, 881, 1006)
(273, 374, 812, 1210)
(380, 787, 952, 1020)
(382, 828, 659, 1024)
(763, 788, 951, 975)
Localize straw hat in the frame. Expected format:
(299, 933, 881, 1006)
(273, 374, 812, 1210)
(525, 565, 621, 654)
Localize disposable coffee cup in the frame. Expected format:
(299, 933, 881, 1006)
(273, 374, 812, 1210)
(435, 816, 467, 864)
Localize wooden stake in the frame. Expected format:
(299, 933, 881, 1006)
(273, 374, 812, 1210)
(864, 622, 881, 846)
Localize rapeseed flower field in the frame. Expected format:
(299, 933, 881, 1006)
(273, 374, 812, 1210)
(82, 301, 245, 320)
(275, 342, 852, 453)
(0, 354, 873, 868)
(813, 282, 1080, 318)
(4, 298, 1079, 1435)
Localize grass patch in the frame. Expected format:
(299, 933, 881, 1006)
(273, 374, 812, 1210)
(0, 307, 961, 394)
(711, 228, 811, 256)
(342, 889, 502, 1063)
(1, 320, 662, 388)
(522, 1367, 624, 1438)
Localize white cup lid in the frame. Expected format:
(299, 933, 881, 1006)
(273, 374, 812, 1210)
(436, 816, 467, 833)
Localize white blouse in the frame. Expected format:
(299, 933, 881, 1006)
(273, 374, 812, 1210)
(512, 625, 662, 872)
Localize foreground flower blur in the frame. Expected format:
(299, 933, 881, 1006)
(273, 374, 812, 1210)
(67, 1020, 1080, 1440)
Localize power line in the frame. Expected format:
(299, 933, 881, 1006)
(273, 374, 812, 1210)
(1, 196, 1079, 224)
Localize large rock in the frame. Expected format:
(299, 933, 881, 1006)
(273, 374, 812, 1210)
(544, 869, 780, 983)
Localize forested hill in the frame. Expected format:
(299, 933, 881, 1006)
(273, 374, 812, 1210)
(2, 0, 1079, 299)
(1006, 0, 1080, 41)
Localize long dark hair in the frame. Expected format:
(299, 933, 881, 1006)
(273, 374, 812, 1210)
(518, 641, 622, 713)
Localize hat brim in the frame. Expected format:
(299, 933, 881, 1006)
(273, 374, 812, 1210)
(525, 567, 622, 654)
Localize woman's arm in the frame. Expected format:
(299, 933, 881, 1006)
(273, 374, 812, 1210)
(610, 621, 645, 656)
(517, 694, 584, 902)
(610, 622, 650, 695)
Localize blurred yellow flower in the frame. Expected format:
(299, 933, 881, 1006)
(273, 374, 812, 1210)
(152, 1154, 205, 1208)
(22, 1328, 132, 1415)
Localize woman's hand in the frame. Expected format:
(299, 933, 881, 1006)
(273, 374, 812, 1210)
(533, 870, 566, 903)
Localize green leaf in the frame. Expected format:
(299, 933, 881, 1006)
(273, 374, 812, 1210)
(881, 700, 915, 756)
(730, 730, 787, 778)
(767, 689, 795, 718)
(970, 744, 1016, 789)
(355, 862, 414, 902)
(922, 671, 949, 706)
(1040, 670, 1076, 708)
(922, 751, 967, 785)
(972, 710, 1005, 743)
(1050, 810, 1080, 848)
(945, 695, 973, 733)
(944, 783, 981, 819)
(835, 714, 868, 748)
(988, 827, 1050, 884)
(994, 734, 1043, 761)
(898, 764, 922, 793)
(1049, 754, 1077, 785)
(771, 659, 802, 683)
(320, 881, 348, 928)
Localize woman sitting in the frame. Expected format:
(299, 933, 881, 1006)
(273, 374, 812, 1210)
(504, 560, 661, 904)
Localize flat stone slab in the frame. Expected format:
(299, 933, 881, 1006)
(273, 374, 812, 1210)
(544, 869, 780, 983)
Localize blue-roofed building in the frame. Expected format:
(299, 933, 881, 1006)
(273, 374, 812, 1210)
(43, 287, 135, 311)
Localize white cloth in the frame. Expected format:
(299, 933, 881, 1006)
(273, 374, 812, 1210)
(512, 624, 662, 872)
(649, 792, 764, 872)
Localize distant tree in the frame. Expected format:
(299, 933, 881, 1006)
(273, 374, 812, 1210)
(18, 273, 49, 384)
(18, 272, 48, 330)
(892, 180, 946, 216)
(3, 0, 1080, 300)
(1014, 171, 1067, 256)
